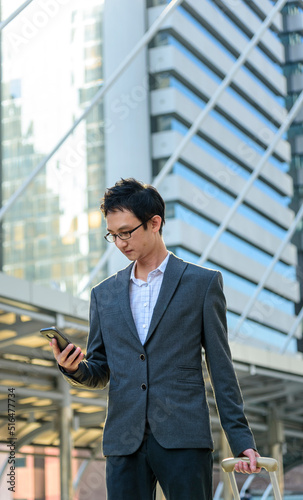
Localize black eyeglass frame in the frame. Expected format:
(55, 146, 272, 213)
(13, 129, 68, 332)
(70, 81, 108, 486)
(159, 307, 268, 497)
(104, 217, 153, 243)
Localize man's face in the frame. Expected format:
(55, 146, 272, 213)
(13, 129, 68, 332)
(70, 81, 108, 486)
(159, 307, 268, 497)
(106, 209, 155, 261)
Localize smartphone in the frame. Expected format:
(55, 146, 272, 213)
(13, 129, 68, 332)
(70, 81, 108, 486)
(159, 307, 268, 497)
(40, 326, 76, 355)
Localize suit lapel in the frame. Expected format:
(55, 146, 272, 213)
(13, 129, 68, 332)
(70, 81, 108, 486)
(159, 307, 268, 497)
(144, 254, 187, 344)
(115, 263, 140, 343)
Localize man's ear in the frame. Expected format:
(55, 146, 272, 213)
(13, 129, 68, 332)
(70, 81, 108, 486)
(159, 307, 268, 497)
(150, 215, 162, 233)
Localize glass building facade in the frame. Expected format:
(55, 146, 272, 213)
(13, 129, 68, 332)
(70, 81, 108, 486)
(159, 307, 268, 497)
(1, 0, 107, 298)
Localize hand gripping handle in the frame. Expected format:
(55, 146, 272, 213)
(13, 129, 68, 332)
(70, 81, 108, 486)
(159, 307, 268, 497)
(221, 457, 282, 500)
(221, 456, 278, 473)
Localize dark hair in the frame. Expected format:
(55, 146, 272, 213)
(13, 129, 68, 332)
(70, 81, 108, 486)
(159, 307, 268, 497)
(100, 178, 165, 235)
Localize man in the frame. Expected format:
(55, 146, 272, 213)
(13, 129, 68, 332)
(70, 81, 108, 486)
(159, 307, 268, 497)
(51, 178, 260, 499)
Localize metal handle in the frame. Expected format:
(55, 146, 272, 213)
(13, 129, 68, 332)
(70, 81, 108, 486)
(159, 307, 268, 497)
(221, 457, 282, 500)
(221, 456, 278, 473)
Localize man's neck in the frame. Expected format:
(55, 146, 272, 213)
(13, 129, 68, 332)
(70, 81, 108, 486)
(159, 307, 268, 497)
(134, 246, 168, 281)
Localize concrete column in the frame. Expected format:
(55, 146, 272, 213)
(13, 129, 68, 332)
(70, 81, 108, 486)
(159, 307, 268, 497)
(59, 378, 73, 500)
(268, 408, 284, 496)
(103, 0, 151, 186)
(103, 0, 152, 275)
(220, 431, 233, 500)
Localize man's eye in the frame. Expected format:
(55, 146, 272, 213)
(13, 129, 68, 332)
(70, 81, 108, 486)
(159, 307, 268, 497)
(119, 232, 129, 237)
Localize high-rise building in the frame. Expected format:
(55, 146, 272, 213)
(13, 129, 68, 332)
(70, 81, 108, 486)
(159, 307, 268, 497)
(104, 0, 302, 353)
(1, 0, 106, 297)
(2, 78, 62, 283)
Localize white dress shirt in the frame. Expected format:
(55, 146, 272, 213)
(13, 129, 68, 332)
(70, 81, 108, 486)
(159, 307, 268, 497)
(129, 253, 170, 344)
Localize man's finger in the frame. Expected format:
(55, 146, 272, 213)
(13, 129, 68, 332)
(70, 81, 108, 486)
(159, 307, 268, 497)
(246, 453, 256, 472)
(57, 343, 76, 363)
(51, 340, 73, 362)
(65, 345, 83, 363)
(246, 451, 261, 473)
(234, 449, 262, 474)
(50, 338, 61, 357)
(49, 338, 83, 373)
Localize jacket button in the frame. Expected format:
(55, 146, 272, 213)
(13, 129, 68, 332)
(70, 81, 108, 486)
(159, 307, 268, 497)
(140, 354, 145, 361)
(141, 383, 147, 391)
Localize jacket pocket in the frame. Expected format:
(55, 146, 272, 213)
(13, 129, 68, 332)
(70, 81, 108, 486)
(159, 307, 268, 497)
(177, 366, 204, 386)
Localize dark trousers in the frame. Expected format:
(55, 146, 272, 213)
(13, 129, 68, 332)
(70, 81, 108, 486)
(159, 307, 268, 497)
(106, 424, 213, 500)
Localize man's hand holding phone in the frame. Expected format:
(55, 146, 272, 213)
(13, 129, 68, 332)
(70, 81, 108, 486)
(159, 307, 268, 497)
(40, 327, 85, 374)
(50, 338, 84, 374)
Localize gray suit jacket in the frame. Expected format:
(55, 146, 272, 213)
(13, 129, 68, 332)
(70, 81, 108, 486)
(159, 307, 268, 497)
(62, 253, 256, 457)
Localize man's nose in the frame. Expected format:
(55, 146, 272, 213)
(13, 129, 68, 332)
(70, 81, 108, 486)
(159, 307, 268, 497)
(115, 237, 128, 248)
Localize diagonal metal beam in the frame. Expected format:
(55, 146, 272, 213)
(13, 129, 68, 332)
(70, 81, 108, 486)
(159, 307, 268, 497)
(72, 443, 102, 491)
(245, 385, 301, 405)
(0, 0, 34, 31)
(0, 0, 183, 224)
(78, 245, 114, 294)
(198, 87, 303, 267)
(261, 483, 273, 500)
(232, 200, 303, 338)
(80, 0, 288, 292)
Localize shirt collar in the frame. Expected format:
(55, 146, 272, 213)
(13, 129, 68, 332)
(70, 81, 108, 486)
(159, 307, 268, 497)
(130, 252, 170, 284)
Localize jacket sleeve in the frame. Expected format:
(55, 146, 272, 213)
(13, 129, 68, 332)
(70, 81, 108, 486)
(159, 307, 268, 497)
(202, 271, 256, 457)
(60, 287, 110, 389)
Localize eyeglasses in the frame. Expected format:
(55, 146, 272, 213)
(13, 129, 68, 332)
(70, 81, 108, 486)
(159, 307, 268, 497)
(104, 218, 152, 243)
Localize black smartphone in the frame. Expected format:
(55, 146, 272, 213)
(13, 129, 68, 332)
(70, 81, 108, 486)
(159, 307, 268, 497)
(40, 326, 76, 355)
